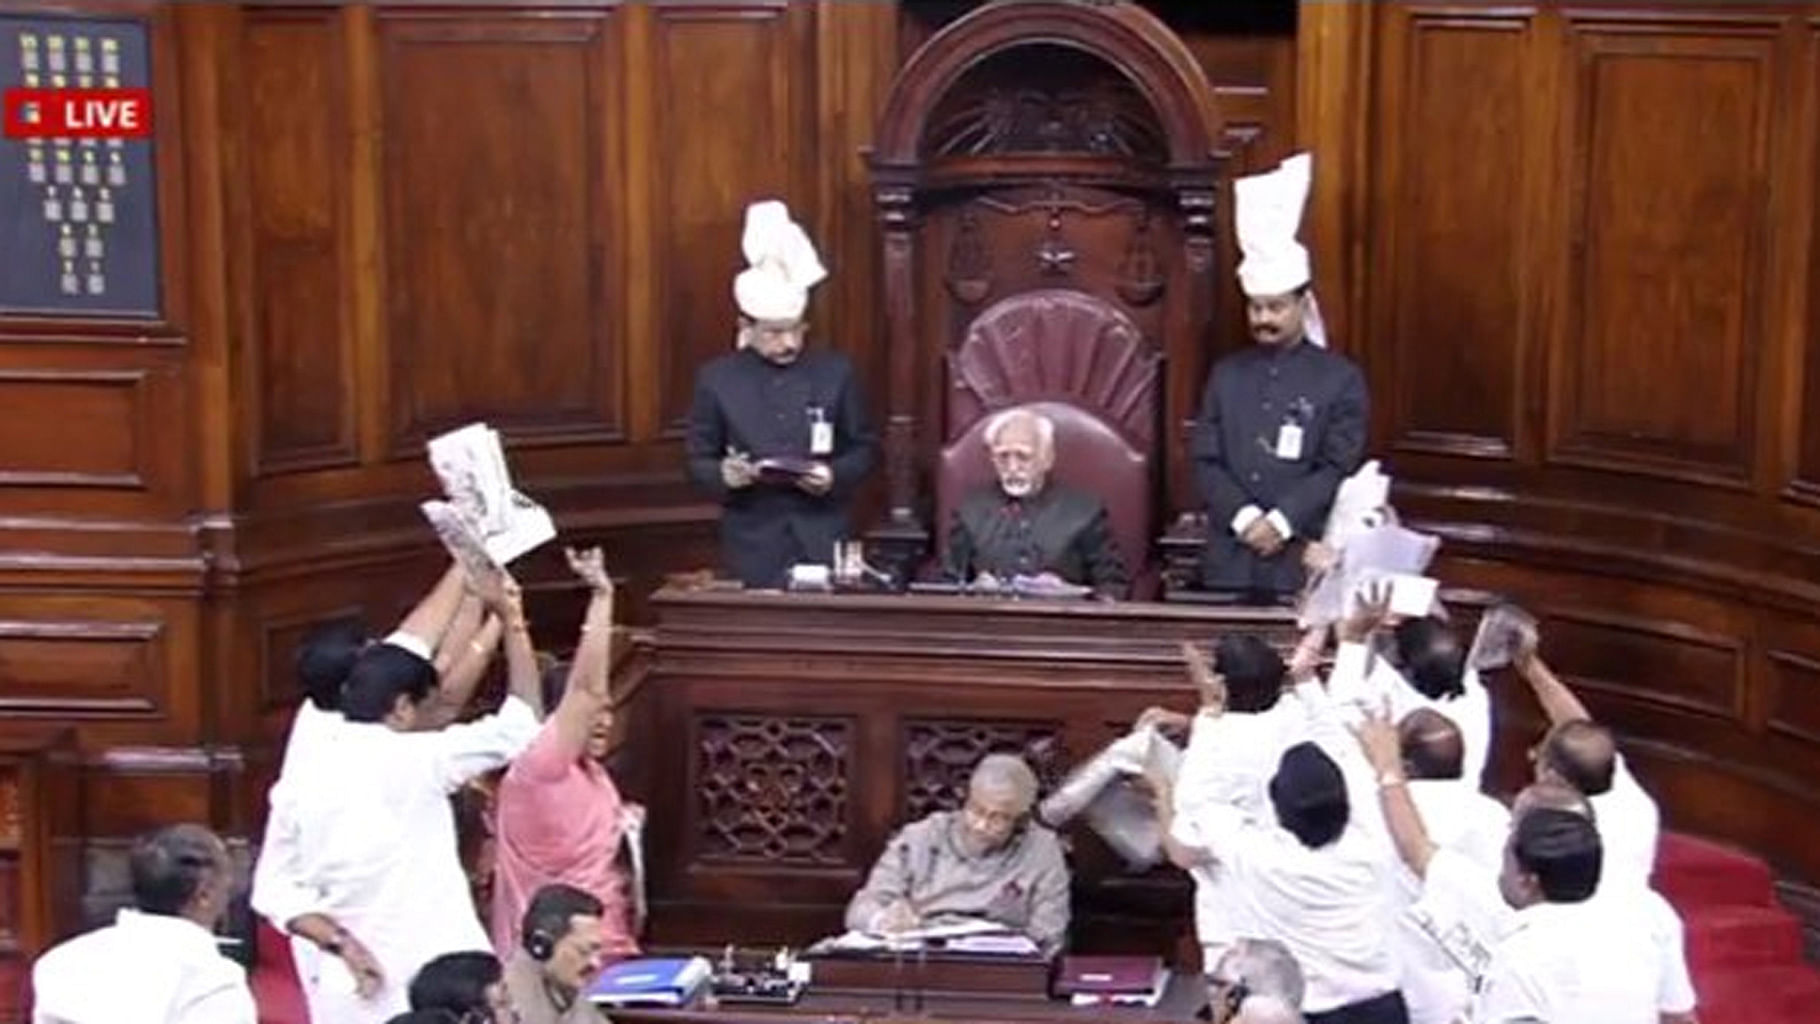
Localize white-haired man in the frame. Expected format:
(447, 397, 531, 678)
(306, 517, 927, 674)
(944, 408, 1128, 599)
(685, 199, 878, 589)
(1210, 938, 1308, 1024)
(844, 753, 1072, 955)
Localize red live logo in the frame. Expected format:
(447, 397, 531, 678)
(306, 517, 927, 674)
(3, 88, 152, 140)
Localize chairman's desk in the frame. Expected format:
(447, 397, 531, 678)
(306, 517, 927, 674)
(627, 583, 1299, 960)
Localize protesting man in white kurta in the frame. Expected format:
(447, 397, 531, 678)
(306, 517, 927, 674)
(252, 567, 542, 1023)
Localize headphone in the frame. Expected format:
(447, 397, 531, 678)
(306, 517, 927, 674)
(523, 925, 557, 962)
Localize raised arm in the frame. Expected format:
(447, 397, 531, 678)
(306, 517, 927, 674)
(1352, 707, 1440, 878)
(469, 563, 542, 716)
(1515, 635, 1590, 726)
(394, 562, 468, 653)
(418, 614, 503, 731)
(432, 595, 484, 675)
(545, 547, 616, 759)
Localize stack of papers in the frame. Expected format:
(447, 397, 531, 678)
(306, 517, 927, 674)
(1039, 726, 1181, 869)
(1298, 521, 1442, 628)
(807, 918, 1038, 956)
(420, 422, 556, 570)
(1466, 603, 1539, 671)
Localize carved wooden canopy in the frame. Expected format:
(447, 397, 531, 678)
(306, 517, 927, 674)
(864, 0, 1228, 574)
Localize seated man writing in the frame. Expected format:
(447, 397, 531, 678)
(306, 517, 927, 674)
(843, 754, 1071, 956)
(944, 408, 1129, 600)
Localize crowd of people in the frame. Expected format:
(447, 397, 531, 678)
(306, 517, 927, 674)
(25, 540, 1701, 1024)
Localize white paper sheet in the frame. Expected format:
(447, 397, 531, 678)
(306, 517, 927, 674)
(423, 422, 555, 566)
(1298, 521, 1442, 628)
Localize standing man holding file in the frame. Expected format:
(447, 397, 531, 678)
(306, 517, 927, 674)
(685, 199, 878, 589)
(1194, 153, 1368, 604)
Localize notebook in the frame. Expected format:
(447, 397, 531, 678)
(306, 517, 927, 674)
(586, 956, 713, 1007)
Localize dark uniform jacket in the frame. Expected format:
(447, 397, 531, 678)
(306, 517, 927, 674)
(944, 481, 1129, 598)
(1192, 339, 1368, 597)
(686, 348, 877, 588)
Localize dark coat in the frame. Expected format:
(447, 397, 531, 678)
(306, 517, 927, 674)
(685, 347, 877, 588)
(944, 481, 1129, 598)
(1192, 339, 1368, 597)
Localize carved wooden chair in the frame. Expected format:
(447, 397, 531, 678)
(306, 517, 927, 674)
(932, 289, 1162, 596)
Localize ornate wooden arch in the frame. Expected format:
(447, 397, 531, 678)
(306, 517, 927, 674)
(870, 1, 1223, 175)
(864, 0, 1229, 577)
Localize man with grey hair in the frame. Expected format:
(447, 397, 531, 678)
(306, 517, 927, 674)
(1210, 938, 1308, 1023)
(945, 407, 1128, 599)
(33, 824, 256, 1023)
(844, 753, 1071, 954)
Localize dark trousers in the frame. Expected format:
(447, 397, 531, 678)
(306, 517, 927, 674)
(1306, 990, 1409, 1024)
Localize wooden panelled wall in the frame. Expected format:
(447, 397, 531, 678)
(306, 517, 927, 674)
(1301, 2, 1820, 886)
(0, 0, 1298, 966)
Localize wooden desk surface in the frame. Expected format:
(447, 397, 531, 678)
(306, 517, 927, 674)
(611, 973, 1206, 1024)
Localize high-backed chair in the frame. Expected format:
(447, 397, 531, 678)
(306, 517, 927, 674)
(934, 289, 1161, 592)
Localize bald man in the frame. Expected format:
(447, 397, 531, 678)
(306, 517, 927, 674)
(945, 409, 1128, 599)
(844, 754, 1071, 955)
(1515, 644, 1660, 889)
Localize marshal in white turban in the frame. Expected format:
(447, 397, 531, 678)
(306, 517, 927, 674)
(1234, 153, 1328, 347)
(732, 199, 827, 329)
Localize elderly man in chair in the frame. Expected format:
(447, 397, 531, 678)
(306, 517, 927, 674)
(944, 408, 1129, 600)
(844, 753, 1071, 956)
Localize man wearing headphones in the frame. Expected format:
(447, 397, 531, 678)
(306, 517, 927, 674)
(503, 884, 609, 1024)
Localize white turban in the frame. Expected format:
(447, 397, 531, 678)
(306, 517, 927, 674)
(1235, 153, 1328, 347)
(732, 200, 826, 333)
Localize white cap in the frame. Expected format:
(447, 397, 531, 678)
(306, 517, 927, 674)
(1234, 152, 1326, 346)
(733, 199, 826, 330)
(1235, 153, 1312, 296)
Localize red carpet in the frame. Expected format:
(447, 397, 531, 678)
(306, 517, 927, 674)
(243, 834, 1820, 1023)
(1653, 833, 1820, 1024)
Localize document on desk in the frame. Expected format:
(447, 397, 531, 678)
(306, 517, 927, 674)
(809, 918, 1037, 956)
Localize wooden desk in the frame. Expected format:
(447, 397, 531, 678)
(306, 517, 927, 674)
(623, 585, 1297, 959)
(612, 972, 1206, 1024)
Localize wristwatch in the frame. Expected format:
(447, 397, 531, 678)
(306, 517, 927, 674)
(1376, 770, 1407, 789)
(320, 929, 346, 955)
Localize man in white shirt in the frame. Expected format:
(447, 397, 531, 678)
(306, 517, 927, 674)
(1382, 710, 1509, 1024)
(1326, 607, 1492, 794)
(1169, 663, 1406, 1024)
(253, 586, 542, 1024)
(1353, 712, 1696, 1024)
(1515, 644, 1660, 888)
(1163, 637, 1310, 969)
(33, 824, 256, 1024)
(1473, 808, 1660, 1024)
(252, 564, 508, 1022)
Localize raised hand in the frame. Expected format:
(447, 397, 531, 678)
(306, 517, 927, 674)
(1180, 640, 1226, 711)
(1348, 699, 1403, 777)
(1338, 579, 1394, 644)
(1287, 625, 1329, 684)
(565, 546, 613, 595)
